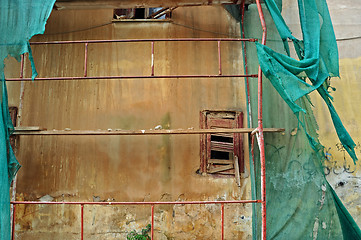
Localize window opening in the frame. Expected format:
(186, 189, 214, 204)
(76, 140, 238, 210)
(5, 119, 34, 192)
(200, 110, 244, 179)
(113, 7, 172, 20)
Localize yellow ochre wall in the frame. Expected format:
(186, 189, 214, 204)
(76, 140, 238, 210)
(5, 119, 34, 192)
(5, 6, 254, 239)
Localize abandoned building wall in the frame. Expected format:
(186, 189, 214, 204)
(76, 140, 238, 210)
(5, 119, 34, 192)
(4, 1, 360, 239)
(5, 6, 254, 239)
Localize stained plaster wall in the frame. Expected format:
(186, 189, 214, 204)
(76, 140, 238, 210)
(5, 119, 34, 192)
(5, 1, 360, 239)
(5, 6, 254, 240)
(281, 0, 361, 228)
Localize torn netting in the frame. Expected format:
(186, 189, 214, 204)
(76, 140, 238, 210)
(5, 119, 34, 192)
(256, 0, 357, 163)
(0, 0, 55, 239)
(229, 1, 361, 239)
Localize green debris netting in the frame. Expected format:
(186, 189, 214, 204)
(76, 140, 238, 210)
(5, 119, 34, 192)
(256, 0, 357, 163)
(227, 0, 361, 239)
(0, 0, 55, 239)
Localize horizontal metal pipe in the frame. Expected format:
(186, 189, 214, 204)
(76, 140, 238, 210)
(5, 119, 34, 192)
(29, 38, 258, 45)
(11, 200, 261, 205)
(55, 0, 259, 10)
(12, 128, 285, 136)
(6, 74, 258, 82)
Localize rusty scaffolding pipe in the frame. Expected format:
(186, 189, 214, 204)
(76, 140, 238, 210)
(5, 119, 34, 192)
(241, 0, 253, 128)
(151, 205, 155, 240)
(255, 0, 267, 239)
(11, 200, 260, 205)
(6, 74, 258, 82)
(28, 38, 257, 45)
(80, 204, 84, 240)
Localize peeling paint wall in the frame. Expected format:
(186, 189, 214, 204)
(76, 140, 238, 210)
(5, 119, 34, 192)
(4, 1, 361, 239)
(5, 6, 253, 239)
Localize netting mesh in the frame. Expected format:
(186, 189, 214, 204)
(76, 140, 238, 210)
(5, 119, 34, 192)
(0, 1, 55, 239)
(237, 1, 361, 239)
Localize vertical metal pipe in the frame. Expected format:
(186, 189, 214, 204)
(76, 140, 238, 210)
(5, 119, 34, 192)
(151, 42, 155, 76)
(11, 204, 16, 240)
(81, 204, 84, 240)
(221, 203, 224, 240)
(255, 1, 267, 240)
(151, 205, 154, 240)
(218, 41, 222, 75)
(11, 53, 25, 234)
(84, 43, 88, 77)
(241, 0, 252, 128)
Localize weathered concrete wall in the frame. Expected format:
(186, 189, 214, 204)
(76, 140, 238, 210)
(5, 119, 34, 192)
(5, 6, 253, 239)
(5, 1, 360, 239)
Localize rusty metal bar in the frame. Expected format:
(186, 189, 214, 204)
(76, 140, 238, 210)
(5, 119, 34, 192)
(6, 74, 258, 82)
(151, 42, 155, 76)
(221, 203, 224, 240)
(12, 128, 285, 136)
(218, 41, 222, 75)
(81, 204, 84, 240)
(151, 205, 154, 240)
(11, 204, 16, 240)
(84, 43, 88, 77)
(29, 38, 257, 45)
(11, 200, 260, 205)
(255, 0, 267, 239)
(55, 0, 259, 10)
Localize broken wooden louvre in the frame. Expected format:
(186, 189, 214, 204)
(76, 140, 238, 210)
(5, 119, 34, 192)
(200, 110, 244, 178)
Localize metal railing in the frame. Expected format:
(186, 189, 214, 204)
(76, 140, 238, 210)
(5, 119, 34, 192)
(11, 200, 259, 240)
(6, 38, 258, 82)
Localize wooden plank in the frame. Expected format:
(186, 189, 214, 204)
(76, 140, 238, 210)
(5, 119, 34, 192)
(12, 128, 285, 135)
(208, 164, 234, 173)
(210, 141, 234, 152)
(200, 111, 207, 173)
(217, 171, 235, 175)
(208, 159, 233, 164)
(234, 156, 241, 187)
(208, 119, 235, 128)
(14, 126, 42, 131)
(211, 132, 233, 138)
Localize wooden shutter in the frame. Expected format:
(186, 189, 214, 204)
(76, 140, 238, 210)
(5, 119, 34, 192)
(200, 111, 244, 176)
